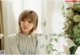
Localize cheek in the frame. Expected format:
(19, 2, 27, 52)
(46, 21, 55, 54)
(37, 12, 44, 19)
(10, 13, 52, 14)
(30, 24, 34, 29)
(20, 22, 23, 28)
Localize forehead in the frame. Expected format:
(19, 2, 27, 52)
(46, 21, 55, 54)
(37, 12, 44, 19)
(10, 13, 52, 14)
(23, 17, 31, 20)
(21, 17, 34, 21)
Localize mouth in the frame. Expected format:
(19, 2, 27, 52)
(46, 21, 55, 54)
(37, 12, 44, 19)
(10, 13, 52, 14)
(23, 27, 28, 29)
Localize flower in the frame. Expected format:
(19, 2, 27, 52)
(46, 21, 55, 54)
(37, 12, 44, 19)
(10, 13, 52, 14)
(73, 15, 80, 22)
(64, 21, 70, 28)
(65, 9, 74, 19)
(64, 2, 73, 9)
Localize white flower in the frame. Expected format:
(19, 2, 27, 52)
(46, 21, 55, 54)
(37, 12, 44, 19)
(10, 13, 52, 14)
(64, 21, 69, 28)
(73, 15, 80, 22)
(65, 9, 74, 19)
(64, 2, 73, 9)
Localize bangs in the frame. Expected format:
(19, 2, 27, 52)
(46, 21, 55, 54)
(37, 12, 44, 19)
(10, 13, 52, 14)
(19, 11, 36, 23)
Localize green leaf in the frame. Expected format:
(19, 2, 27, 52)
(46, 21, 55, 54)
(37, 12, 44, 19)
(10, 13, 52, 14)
(47, 50, 50, 54)
(54, 38, 58, 42)
(50, 47, 57, 51)
(58, 34, 62, 37)
(51, 33, 57, 36)
(44, 21, 47, 27)
(49, 43, 53, 47)
(50, 38, 53, 42)
(40, 44, 44, 48)
(42, 21, 47, 27)
(69, 46, 77, 54)
(45, 35, 48, 40)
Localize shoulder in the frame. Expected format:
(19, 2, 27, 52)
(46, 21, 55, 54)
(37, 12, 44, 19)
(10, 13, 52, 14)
(32, 33, 43, 37)
(7, 33, 19, 41)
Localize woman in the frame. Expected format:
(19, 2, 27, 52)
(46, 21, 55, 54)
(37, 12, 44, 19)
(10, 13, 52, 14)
(6, 10, 39, 55)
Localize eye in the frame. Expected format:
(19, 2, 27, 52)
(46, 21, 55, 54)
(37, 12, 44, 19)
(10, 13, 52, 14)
(28, 20, 32, 23)
(21, 19, 25, 21)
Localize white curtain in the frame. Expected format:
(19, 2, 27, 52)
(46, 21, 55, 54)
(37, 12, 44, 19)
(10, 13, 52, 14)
(1, 0, 18, 51)
(40, 0, 75, 54)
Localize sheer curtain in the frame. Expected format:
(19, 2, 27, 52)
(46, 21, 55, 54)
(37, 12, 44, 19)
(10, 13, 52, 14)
(1, 0, 18, 51)
(41, 0, 64, 34)
(41, 0, 75, 54)
(41, 0, 66, 54)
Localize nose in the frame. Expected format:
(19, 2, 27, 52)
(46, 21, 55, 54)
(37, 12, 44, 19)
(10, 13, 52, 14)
(24, 21, 29, 27)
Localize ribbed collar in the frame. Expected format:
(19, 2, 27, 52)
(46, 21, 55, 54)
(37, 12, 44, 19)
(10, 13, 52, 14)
(18, 32, 32, 38)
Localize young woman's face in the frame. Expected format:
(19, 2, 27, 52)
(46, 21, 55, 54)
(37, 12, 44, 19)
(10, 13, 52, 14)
(20, 18, 34, 34)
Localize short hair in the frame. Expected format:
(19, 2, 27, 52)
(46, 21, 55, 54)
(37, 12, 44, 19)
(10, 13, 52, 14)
(18, 10, 38, 34)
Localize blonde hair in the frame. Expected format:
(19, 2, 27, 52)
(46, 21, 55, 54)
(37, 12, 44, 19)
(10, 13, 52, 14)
(18, 10, 38, 34)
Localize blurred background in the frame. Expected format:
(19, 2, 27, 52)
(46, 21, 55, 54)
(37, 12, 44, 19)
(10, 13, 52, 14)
(0, 0, 68, 54)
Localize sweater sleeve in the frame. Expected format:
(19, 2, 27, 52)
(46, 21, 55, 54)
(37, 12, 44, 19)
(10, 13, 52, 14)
(6, 35, 20, 55)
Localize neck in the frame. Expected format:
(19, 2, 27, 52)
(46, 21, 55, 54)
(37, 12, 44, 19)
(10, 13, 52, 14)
(21, 31, 30, 35)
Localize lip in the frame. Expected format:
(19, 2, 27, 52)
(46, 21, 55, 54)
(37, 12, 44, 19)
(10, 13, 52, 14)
(23, 27, 28, 29)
